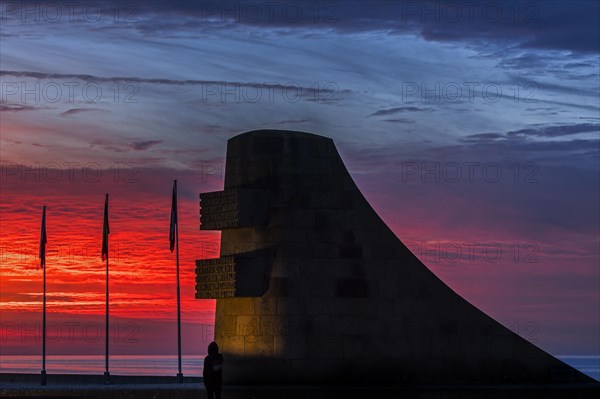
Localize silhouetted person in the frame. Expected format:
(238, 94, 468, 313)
(203, 341, 223, 399)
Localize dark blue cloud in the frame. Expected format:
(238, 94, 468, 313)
(462, 123, 600, 141)
(60, 108, 108, 117)
(110, 0, 600, 54)
(506, 123, 599, 138)
(369, 106, 432, 117)
(129, 140, 163, 151)
(5, 1, 596, 53)
(383, 118, 416, 124)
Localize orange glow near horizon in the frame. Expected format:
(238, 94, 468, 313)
(0, 165, 224, 355)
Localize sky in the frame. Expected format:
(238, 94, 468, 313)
(0, 0, 598, 361)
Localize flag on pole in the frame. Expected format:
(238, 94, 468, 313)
(169, 180, 178, 252)
(102, 195, 109, 261)
(39, 206, 47, 268)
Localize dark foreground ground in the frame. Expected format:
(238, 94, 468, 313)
(2, 374, 599, 399)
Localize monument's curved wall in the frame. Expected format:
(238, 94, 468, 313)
(196, 130, 592, 384)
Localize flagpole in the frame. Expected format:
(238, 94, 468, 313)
(42, 256, 46, 384)
(104, 247, 109, 384)
(41, 205, 47, 386)
(175, 180, 183, 383)
(103, 194, 110, 385)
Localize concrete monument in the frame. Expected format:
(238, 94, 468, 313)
(196, 130, 592, 385)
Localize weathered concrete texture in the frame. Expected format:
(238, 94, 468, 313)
(196, 130, 595, 385)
